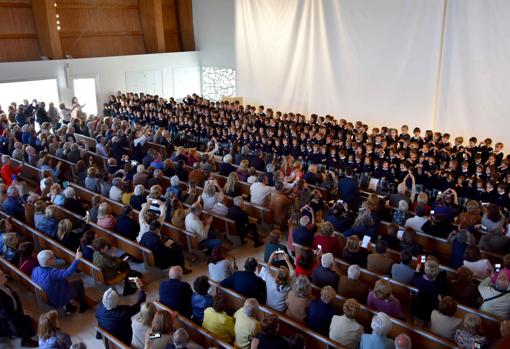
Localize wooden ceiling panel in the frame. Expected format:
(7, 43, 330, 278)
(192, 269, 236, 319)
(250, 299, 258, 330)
(58, 8, 142, 34)
(164, 33, 181, 52)
(57, 0, 138, 8)
(0, 38, 41, 62)
(0, 7, 36, 34)
(61, 35, 145, 58)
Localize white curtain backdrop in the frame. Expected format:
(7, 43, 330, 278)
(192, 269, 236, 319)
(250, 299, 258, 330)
(236, 0, 510, 145)
(437, 0, 510, 146)
(236, 0, 445, 130)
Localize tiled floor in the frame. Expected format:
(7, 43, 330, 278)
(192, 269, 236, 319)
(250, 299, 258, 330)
(4, 240, 266, 348)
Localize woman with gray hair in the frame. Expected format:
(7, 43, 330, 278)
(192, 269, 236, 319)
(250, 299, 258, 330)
(344, 204, 376, 239)
(62, 187, 86, 216)
(285, 275, 314, 323)
(360, 312, 394, 349)
(392, 200, 409, 226)
(411, 259, 446, 327)
(454, 313, 487, 349)
(130, 184, 147, 210)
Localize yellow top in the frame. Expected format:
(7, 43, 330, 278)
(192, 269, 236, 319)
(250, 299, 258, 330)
(202, 307, 235, 344)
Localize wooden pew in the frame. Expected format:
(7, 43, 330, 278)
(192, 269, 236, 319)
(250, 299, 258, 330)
(69, 183, 200, 252)
(146, 142, 169, 159)
(75, 133, 97, 151)
(95, 326, 131, 349)
(11, 159, 42, 184)
(0, 255, 48, 309)
(256, 260, 457, 349)
(51, 205, 156, 269)
(154, 302, 235, 349)
(209, 280, 346, 349)
(0, 212, 107, 285)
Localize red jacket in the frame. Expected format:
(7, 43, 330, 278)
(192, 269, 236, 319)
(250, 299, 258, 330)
(1, 163, 22, 186)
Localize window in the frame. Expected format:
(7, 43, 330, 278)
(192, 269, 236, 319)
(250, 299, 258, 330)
(73, 78, 98, 115)
(0, 79, 59, 113)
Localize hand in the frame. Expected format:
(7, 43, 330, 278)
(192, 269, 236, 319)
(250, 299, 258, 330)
(75, 248, 83, 260)
(165, 239, 174, 247)
(134, 278, 143, 289)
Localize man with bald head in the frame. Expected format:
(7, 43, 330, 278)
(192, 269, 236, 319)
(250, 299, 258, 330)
(479, 272, 510, 319)
(159, 266, 193, 317)
(395, 333, 412, 349)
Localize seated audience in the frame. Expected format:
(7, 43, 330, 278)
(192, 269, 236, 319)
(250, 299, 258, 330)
(221, 257, 266, 304)
(250, 175, 272, 206)
(463, 245, 493, 279)
(96, 203, 116, 230)
(455, 313, 487, 349)
(447, 266, 480, 309)
(1, 232, 19, 265)
(392, 200, 410, 226)
(227, 196, 262, 247)
(96, 280, 146, 346)
(234, 298, 261, 349)
(131, 302, 157, 349)
(292, 214, 316, 248)
(80, 230, 96, 262)
(56, 219, 80, 251)
(252, 315, 288, 348)
(264, 230, 291, 267)
(18, 241, 38, 276)
(295, 248, 318, 279)
(478, 272, 510, 319)
(208, 248, 234, 282)
(37, 310, 71, 349)
(411, 259, 446, 326)
(159, 266, 193, 318)
(390, 250, 415, 285)
(367, 240, 394, 276)
(422, 213, 455, 239)
(329, 298, 364, 349)
(63, 187, 86, 216)
(36, 205, 59, 239)
(404, 204, 429, 232)
(3, 186, 24, 221)
(367, 279, 402, 318)
(399, 227, 423, 256)
(338, 264, 369, 303)
(307, 285, 336, 336)
(202, 294, 235, 344)
(311, 252, 340, 288)
(285, 275, 313, 323)
(130, 184, 147, 211)
(191, 275, 213, 325)
(430, 296, 462, 340)
(114, 205, 140, 241)
(144, 309, 174, 349)
(269, 181, 292, 228)
(360, 312, 394, 349)
(342, 235, 368, 268)
(185, 202, 222, 251)
(312, 222, 342, 257)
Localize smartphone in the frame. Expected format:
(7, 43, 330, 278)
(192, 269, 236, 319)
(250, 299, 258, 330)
(317, 244, 322, 251)
(128, 277, 138, 282)
(421, 255, 426, 263)
(481, 225, 488, 231)
(397, 230, 405, 240)
(437, 191, 442, 196)
(495, 264, 501, 273)
(361, 235, 371, 249)
(383, 276, 389, 281)
(430, 210, 435, 216)
(123, 255, 130, 261)
(131, 160, 138, 166)
(86, 210, 90, 216)
(149, 333, 161, 340)
(63, 181, 70, 189)
(276, 249, 284, 254)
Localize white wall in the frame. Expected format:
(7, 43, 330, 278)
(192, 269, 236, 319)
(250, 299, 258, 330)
(193, 0, 235, 68)
(0, 51, 201, 108)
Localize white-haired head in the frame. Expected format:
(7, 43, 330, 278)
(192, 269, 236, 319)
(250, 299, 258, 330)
(134, 184, 145, 196)
(398, 200, 409, 211)
(321, 253, 334, 269)
(395, 333, 412, 349)
(169, 266, 183, 280)
(223, 154, 232, 163)
(347, 264, 361, 280)
(233, 196, 243, 207)
(137, 164, 145, 173)
(397, 183, 407, 195)
(300, 215, 310, 226)
(243, 298, 259, 317)
(170, 175, 180, 187)
(371, 312, 392, 336)
(37, 250, 55, 267)
(102, 288, 119, 311)
(63, 187, 76, 199)
(173, 328, 190, 348)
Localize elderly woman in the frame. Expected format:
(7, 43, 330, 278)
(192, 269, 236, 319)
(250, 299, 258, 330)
(49, 183, 65, 206)
(330, 298, 364, 349)
(285, 275, 314, 323)
(360, 312, 394, 349)
(63, 187, 86, 216)
(131, 302, 157, 349)
(344, 205, 376, 239)
(109, 177, 124, 202)
(262, 250, 295, 312)
(97, 203, 117, 230)
(392, 200, 409, 226)
(454, 313, 487, 349)
(200, 179, 224, 211)
(342, 235, 368, 268)
(307, 286, 337, 336)
(431, 296, 462, 340)
(130, 184, 147, 211)
(411, 259, 446, 326)
(1, 233, 19, 265)
(312, 221, 342, 257)
(36, 204, 59, 239)
(85, 166, 102, 193)
(37, 310, 72, 349)
(96, 282, 146, 346)
(165, 175, 182, 201)
(56, 219, 80, 251)
(367, 279, 402, 319)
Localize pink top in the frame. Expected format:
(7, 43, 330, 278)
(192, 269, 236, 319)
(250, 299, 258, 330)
(463, 259, 493, 280)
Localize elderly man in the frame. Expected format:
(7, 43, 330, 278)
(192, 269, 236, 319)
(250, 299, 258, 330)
(395, 333, 412, 349)
(31, 249, 87, 314)
(159, 266, 193, 317)
(2, 186, 24, 221)
(250, 174, 273, 206)
(479, 273, 510, 319)
(311, 253, 340, 289)
(292, 214, 316, 248)
(234, 298, 261, 349)
(219, 154, 236, 176)
(133, 164, 148, 186)
(221, 258, 266, 304)
(338, 264, 369, 304)
(360, 312, 394, 349)
(95, 278, 145, 345)
(185, 202, 222, 251)
(227, 196, 262, 247)
(148, 168, 165, 188)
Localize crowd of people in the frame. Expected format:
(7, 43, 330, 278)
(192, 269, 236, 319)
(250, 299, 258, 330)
(0, 93, 510, 348)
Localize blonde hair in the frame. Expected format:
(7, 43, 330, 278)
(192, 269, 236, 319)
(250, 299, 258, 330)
(136, 302, 157, 327)
(57, 219, 72, 240)
(224, 172, 238, 194)
(37, 310, 59, 340)
(151, 310, 173, 334)
(343, 298, 361, 319)
(465, 200, 481, 215)
(320, 222, 334, 237)
(203, 181, 216, 197)
(373, 279, 392, 299)
(149, 185, 162, 198)
(97, 203, 112, 219)
(320, 286, 336, 304)
(462, 313, 481, 333)
(416, 192, 428, 205)
(424, 260, 439, 279)
(45, 205, 55, 217)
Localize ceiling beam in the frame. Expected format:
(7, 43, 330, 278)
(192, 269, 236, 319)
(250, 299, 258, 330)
(31, 0, 63, 59)
(176, 0, 195, 51)
(138, 0, 166, 53)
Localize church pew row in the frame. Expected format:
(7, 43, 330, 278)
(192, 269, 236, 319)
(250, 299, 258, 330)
(0, 255, 48, 309)
(255, 260, 457, 349)
(154, 301, 235, 349)
(0, 211, 107, 287)
(68, 183, 201, 252)
(95, 326, 131, 349)
(208, 279, 346, 349)
(50, 205, 156, 269)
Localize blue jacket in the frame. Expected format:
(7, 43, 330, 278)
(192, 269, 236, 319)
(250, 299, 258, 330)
(159, 279, 193, 317)
(31, 259, 80, 308)
(360, 333, 394, 349)
(219, 162, 236, 176)
(35, 215, 59, 239)
(191, 293, 213, 324)
(114, 215, 139, 241)
(311, 266, 340, 289)
(2, 197, 25, 222)
(292, 226, 315, 247)
(338, 177, 361, 206)
(96, 290, 146, 345)
(38, 331, 72, 349)
(307, 300, 336, 336)
(221, 271, 266, 304)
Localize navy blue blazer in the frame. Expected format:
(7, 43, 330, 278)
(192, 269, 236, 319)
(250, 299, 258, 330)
(159, 279, 193, 317)
(220, 271, 266, 305)
(338, 177, 361, 206)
